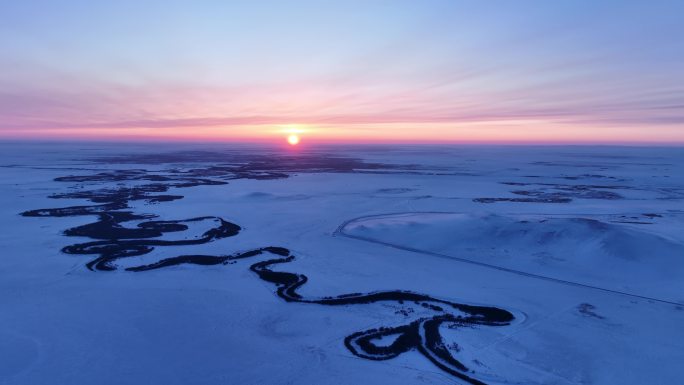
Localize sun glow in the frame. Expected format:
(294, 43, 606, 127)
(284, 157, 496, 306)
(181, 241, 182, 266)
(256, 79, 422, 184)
(279, 124, 308, 134)
(287, 134, 300, 145)
(281, 124, 307, 145)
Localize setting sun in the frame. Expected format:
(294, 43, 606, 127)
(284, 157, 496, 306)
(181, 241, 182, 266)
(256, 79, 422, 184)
(287, 134, 300, 145)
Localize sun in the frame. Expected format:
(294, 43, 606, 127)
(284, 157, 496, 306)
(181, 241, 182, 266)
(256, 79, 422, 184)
(287, 134, 300, 145)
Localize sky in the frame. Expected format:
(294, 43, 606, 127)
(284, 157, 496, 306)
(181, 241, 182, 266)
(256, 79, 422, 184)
(1, 0, 683, 144)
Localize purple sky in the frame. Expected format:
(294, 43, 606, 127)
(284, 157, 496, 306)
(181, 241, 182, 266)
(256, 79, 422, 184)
(1, 1, 683, 143)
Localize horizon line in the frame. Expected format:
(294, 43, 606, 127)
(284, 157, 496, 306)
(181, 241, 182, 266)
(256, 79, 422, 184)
(1, 136, 683, 148)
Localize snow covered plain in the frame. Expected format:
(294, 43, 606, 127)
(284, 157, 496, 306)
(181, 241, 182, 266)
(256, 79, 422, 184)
(1, 142, 683, 385)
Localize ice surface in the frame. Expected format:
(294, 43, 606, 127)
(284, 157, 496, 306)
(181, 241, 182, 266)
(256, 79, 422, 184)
(1, 142, 683, 385)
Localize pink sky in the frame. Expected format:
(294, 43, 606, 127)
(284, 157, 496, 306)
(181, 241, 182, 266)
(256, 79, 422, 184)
(2, 1, 683, 144)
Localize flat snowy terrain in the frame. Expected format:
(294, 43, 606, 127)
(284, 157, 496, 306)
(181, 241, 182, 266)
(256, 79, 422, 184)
(1, 142, 683, 385)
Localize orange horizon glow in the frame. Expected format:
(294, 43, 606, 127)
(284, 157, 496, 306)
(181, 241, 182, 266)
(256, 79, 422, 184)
(2, 120, 683, 145)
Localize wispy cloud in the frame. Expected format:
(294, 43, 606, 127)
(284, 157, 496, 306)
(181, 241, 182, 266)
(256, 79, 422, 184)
(1, 1, 683, 142)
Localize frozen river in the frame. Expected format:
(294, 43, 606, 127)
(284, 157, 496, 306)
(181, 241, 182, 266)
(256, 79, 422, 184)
(1, 142, 683, 384)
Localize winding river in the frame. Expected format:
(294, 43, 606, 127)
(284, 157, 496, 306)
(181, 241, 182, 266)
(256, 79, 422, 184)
(22, 160, 515, 385)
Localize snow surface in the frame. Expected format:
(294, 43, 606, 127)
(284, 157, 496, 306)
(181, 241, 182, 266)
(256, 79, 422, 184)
(1, 142, 683, 385)
(342, 212, 684, 301)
